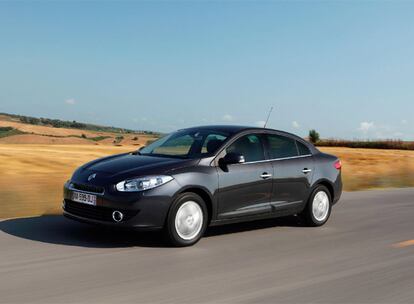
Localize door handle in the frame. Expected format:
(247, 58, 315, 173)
(260, 172, 272, 179)
(302, 168, 312, 174)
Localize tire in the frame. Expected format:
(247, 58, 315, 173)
(301, 185, 332, 227)
(165, 192, 208, 247)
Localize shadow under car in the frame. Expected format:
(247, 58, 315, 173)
(0, 214, 304, 248)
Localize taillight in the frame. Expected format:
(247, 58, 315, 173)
(334, 159, 342, 170)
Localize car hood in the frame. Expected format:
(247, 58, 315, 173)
(73, 153, 198, 181)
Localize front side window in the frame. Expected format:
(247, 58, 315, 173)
(201, 134, 228, 153)
(140, 129, 229, 158)
(226, 134, 265, 162)
(266, 134, 298, 159)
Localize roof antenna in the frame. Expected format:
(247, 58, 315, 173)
(263, 106, 274, 128)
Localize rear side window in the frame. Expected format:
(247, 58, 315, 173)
(266, 134, 298, 159)
(297, 141, 311, 156)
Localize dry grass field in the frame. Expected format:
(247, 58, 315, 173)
(319, 147, 414, 191)
(0, 144, 134, 219)
(0, 144, 413, 219)
(0, 114, 161, 218)
(0, 116, 157, 146)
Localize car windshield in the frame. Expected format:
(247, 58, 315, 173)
(139, 129, 230, 158)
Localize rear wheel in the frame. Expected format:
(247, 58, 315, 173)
(165, 192, 208, 247)
(301, 185, 332, 226)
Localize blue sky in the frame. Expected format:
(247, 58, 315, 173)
(0, 1, 413, 139)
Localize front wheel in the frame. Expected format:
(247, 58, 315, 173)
(165, 192, 208, 247)
(301, 185, 332, 226)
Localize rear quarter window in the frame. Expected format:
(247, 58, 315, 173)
(297, 141, 311, 156)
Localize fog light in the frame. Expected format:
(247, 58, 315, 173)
(112, 211, 124, 222)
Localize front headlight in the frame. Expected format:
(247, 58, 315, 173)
(115, 175, 173, 192)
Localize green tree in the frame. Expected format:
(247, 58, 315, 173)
(309, 129, 320, 144)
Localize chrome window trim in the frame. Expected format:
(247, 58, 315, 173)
(210, 129, 315, 167)
(241, 154, 312, 165)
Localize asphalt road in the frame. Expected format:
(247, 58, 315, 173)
(1, 188, 414, 303)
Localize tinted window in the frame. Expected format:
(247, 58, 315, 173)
(151, 134, 194, 156)
(226, 134, 265, 162)
(297, 141, 311, 156)
(267, 134, 298, 159)
(140, 130, 229, 158)
(201, 134, 227, 153)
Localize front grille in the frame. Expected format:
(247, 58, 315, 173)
(71, 183, 104, 194)
(64, 200, 138, 222)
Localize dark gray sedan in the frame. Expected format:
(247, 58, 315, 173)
(63, 125, 342, 246)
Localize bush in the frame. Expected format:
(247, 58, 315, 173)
(317, 139, 414, 150)
(309, 129, 320, 144)
(113, 135, 124, 144)
(88, 136, 111, 142)
(0, 127, 25, 138)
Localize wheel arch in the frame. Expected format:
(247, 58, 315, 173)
(312, 179, 335, 201)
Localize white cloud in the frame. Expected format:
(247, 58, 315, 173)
(358, 121, 375, 133)
(355, 121, 408, 139)
(401, 119, 408, 125)
(254, 120, 266, 127)
(65, 98, 76, 105)
(292, 121, 300, 129)
(222, 114, 234, 122)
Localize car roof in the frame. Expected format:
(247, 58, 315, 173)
(180, 125, 317, 152)
(181, 125, 301, 138)
(180, 125, 258, 134)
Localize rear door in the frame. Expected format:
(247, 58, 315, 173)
(216, 133, 273, 219)
(265, 134, 314, 212)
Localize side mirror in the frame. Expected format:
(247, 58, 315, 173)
(222, 152, 245, 165)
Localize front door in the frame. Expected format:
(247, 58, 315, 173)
(216, 134, 273, 219)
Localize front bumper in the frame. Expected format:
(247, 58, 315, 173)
(62, 179, 179, 230)
(63, 207, 162, 231)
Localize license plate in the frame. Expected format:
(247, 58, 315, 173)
(72, 191, 97, 206)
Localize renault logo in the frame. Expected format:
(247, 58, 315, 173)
(88, 173, 97, 181)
